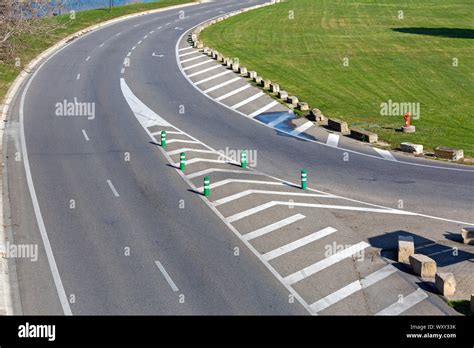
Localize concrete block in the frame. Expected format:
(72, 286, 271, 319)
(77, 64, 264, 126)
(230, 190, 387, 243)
(308, 108, 325, 122)
(402, 125, 416, 133)
(239, 67, 248, 76)
(262, 80, 271, 89)
(435, 273, 456, 296)
(217, 54, 224, 62)
(248, 71, 257, 79)
(278, 90, 288, 100)
(327, 118, 350, 135)
(400, 142, 423, 155)
(287, 96, 299, 107)
(435, 147, 464, 161)
(398, 235, 414, 264)
(409, 254, 437, 278)
(232, 63, 240, 72)
(270, 83, 280, 93)
(461, 227, 474, 245)
(254, 76, 263, 84)
(225, 59, 233, 68)
(297, 102, 309, 111)
(350, 128, 378, 143)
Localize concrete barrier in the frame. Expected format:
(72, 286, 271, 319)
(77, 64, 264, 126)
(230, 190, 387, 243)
(278, 90, 288, 100)
(434, 146, 464, 161)
(350, 128, 378, 143)
(461, 227, 474, 245)
(287, 96, 299, 107)
(270, 83, 280, 93)
(327, 118, 350, 135)
(239, 67, 248, 76)
(409, 254, 437, 278)
(254, 76, 263, 84)
(398, 235, 414, 264)
(297, 102, 309, 111)
(225, 59, 233, 69)
(308, 108, 325, 122)
(400, 142, 423, 155)
(262, 80, 271, 89)
(435, 273, 456, 296)
(232, 63, 240, 72)
(248, 71, 257, 79)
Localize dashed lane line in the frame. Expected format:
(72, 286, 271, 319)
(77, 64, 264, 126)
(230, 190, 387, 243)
(81, 129, 90, 142)
(376, 289, 428, 315)
(309, 264, 397, 313)
(76, 74, 80, 80)
(154, 261, 179, 292)
(202, 77, 241, 94)
(85, 56, 91, 62)
(243, 214, 306, 241)
(283, 242, 370, 286)
(106, 180, 120, 198)
(262, 227, 338, 261)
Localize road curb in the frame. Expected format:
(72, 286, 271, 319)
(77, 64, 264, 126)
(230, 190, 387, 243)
(0, 0, 199, 316)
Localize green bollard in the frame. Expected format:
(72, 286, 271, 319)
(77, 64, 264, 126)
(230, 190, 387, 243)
(180, 152, 186, 171)
(203, 176, 210, 197)
(161, 131, 167, 148)
(241, 150, 247, 169)
(301, 170, 307, 190)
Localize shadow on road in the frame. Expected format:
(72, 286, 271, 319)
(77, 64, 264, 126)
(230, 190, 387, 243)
(392, 27, 474, 39)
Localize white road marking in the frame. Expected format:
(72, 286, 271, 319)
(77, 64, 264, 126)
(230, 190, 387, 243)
(290, 121, 313, 136)
(268, 113, 292, 127)
(121, 68, 125, 74)
(149, 30, 154, 34)
(202, 77, 241, 94)
(76, 74, 80, 80)
(152, 53, 165, 58)
(230, 92, 264, 109)
(243, 214, 306, 241)
(116, 32, 121, 36)
(157, 26, 162, 30)
(226, 201, 417, 223)
(186, 168, 261, 179)
(376, 289, 428, 315)
(99, 43, 105, 48)
(151, 131, 182, 136)
(183, 59, 214, 71)
(133, 24, 139, 27)
(85, 56, 91, 62)
(155, 261, 179, 292)
(131, 46, 136, 50)
(187, 64, 221, 77)
(326, 134, 339, 147)
(197, 179, 283, 192)
(137, 40, 143, 45)
(179, 50, 200, 58)
(215, 84, 251, 102)
(213, 190, 334, 206)
(143, 35, 148, 39)
(374, 148, 397, 161)
(283, 242, 370, 285)
(167, 139, 200, 145)
(167, 148, 215, 156)
(166, 22, 171, 26)
(106, 180, 120, 198)
(262, 227, 337, 260)
(178, 46, 193, 52)
(248, 100, 279, 118)
(81, 129, 90, 141)
(127, 52, 131, 57)
(181, 54, 207, 64)
(310, 264, 397, 313)
(186, 158, 229, 165)
(194, 70, 232, 85)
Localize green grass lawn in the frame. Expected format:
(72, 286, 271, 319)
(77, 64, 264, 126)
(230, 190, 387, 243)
(200, 0, 474, 156)
(0, 0, 193, 102)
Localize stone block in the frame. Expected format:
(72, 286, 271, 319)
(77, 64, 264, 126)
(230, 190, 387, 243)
(248, 71, 257, 79)
(435, 147, 464, 161)
(270, 83, 280, 93)
(400, 142, 423, 155)
(262, 80, 271, 89)
(254, 76, 263, 84)
(435, 273, 456, 296)
(461, 227, 474, 245)
(327, 118, 350, 135)
(297, 102, 309, 111)
(350, 128, 378, 143)
(409, 254, 437, 278)
(287, 96, 299, 107)
(398, 235, 414, 264)
(278, 90, 288, 100)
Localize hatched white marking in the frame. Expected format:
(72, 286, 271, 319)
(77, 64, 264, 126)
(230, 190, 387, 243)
(374, 148, 397, 161)
(195, 70, 232, 85)
(243, 214, 306, 241)
(248, 100, 279, 118)
(183, 59, 214, 71)
(215, 85, 251, 102)
(290, 121, 313, 136)
(188, 65, 221, 77)
(202, 77, 241, 94)
(230, 92, 264, 109)
(376, 289, 428, 315)
(326, 134, 339, 147)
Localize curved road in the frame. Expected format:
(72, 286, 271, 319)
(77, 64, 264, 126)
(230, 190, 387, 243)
(5, 0, 473, 315)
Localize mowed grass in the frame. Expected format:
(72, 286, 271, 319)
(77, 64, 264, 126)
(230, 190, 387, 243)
(200, 0, 474, 156)
(0, 0, 193, 102)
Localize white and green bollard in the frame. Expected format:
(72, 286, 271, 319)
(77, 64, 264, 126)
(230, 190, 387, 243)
(301, 170, 307, 190)
(203, 176, 210, 197)
(161, 131, 167, 148)
(241, 150, 247, 169)
(180, 152, 186, 171)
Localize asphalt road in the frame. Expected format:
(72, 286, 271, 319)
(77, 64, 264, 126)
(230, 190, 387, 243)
(4, 0, 473, 315)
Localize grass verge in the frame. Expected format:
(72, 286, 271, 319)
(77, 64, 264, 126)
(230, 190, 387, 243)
(448, 299, 472, 316)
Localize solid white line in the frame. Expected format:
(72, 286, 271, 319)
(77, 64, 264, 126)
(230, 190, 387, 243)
(106, 180, 120, 198)
(155, 261, 179, 292)
(167, 148, 215, 156)
(248, 100, 279, 118)
(187, 65, 221, 78)
(290, 121, 313, 136)
(181, 55, 207, 64)
(213, 190, 334, 206)
(215, 84, 251, 102)
(198, 179, 283, 192)
(326, 134, 339, 147)
(179, 50, 200, 58)
(187, 168, 260, 179)
(19, 48, 73, 315)
(183, 59, 214, 71)
(376, 289, 428, 315)
(310, 264, 397, 313)
(203, 77, 241, 94)
(374, 148, 397, 161)
(194, 70, 232, 85)
(262, 227, 338, 261)
(186, 158, 228, 165)
(268, 113, 292, 127)
(81, 129, 90, 141)
(76, 74, 80, 80)
(283, 242, 370, 285)
(167, 139, 200, 145)
(243, 214, 306, 241)
(179, 46, 193, 52)
(230, 92, 264, 109)
(151, 130, 182, 136)
(85, 56, 91, 62)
